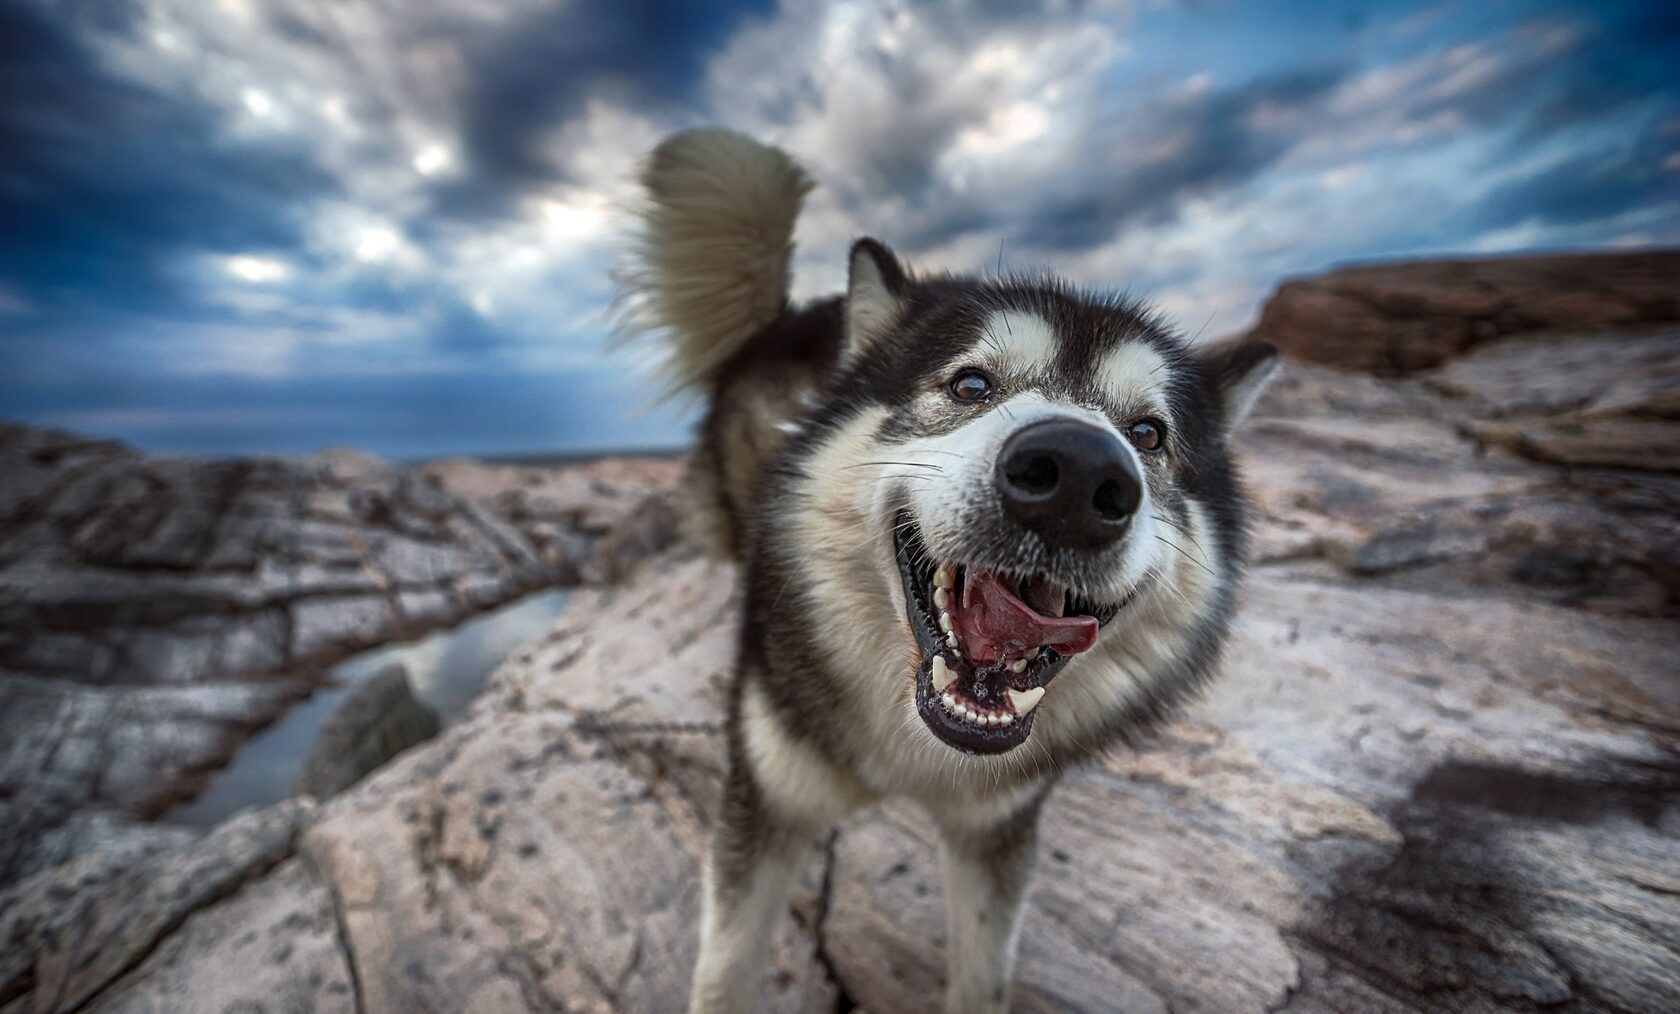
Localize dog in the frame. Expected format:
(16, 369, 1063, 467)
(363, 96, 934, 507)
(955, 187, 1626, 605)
(620, 128, 1278, 1013)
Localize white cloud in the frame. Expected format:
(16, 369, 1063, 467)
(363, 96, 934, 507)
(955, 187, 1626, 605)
(225, 255, 290, 283)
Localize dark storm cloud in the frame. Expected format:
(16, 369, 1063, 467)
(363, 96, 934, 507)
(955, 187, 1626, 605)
(1023, 67, 1345, 252)
(1439, 8, 1680, 231)
(0, 2, 333, 315)
(1524, 7, 1679, 138)
(1473, 132, 1680, 231)
(896, 65, 1345, 255)
(433, 0, 774, 217)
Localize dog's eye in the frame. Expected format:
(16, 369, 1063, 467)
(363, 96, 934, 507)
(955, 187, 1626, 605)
(948, 369, 993, 403)
(1127, 418, 1165, 451)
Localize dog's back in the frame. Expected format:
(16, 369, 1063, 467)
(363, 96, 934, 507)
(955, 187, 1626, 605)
(621, 129, 840, 558)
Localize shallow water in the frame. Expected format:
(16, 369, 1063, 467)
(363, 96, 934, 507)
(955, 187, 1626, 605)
(166, 588, 572, 828)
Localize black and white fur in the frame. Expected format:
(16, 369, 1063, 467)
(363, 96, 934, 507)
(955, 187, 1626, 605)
(621, 128, 1278, 1013)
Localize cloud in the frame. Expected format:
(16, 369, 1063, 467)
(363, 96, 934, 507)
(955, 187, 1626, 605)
(1, 0, 1677, 454)
(0, 1, 334, 314)
(437, 0, 774, 217)
(1008, 66, 1345, 252)
(1473, 130, 1680, 232)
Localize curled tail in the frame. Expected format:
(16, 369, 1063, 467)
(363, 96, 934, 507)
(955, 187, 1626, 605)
(621, 128, 813, 392)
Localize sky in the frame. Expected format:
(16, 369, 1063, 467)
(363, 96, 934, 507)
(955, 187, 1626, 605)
(2, 0, 1676, 458)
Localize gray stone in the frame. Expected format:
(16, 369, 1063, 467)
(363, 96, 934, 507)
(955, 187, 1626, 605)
(295, 664, 440, 801)
(86, 855, 358, 1014)
(0, 800, 313, 1014)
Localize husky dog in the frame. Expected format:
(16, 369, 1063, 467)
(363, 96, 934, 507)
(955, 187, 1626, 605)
(621, 128, 1277, 1013)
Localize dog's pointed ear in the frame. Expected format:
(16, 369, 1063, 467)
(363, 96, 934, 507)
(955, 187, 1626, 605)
(1202, 338, 1279, 429)
(843, 238, 908, 366)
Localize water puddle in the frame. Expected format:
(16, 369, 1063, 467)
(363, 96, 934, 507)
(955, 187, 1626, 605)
(166, 588, 571, 827)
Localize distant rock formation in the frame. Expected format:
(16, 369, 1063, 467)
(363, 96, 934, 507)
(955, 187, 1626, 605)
(1250, 249, 1680, 375)
(1, 251, 1675, 1012)
(295, 664, 439, 801)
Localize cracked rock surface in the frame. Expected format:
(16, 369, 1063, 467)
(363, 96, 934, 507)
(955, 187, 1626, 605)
(0, 426, 678, 884)
(2, 253, 1676, 1012)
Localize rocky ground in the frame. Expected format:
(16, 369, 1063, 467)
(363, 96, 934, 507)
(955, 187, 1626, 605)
(0, 430, 678, 883)
(1, 251, 1676, 1013)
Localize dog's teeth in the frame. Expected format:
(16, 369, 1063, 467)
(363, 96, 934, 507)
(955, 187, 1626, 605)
(942, 690, 957, 711)
(1009, 658, 1027, 674)
(934, 564, 955, 590)
(933, 586, 949, 610)
(999, 713, 1014, 726)
(938, 611, 953, 634)
(931, 655, 955, 691)
(1008, 686, 1045, 715)
(1050, 587, 1066, 617)
(1025, 647, 1040, 661)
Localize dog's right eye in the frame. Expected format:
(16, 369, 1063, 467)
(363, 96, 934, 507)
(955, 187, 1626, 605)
(948, 369, 993, 403)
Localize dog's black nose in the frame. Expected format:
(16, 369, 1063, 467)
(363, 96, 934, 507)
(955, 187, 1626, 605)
(995, 419, 1141, 550)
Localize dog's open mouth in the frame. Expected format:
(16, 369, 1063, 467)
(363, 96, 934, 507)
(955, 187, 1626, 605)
(894, 515, 1126, 754)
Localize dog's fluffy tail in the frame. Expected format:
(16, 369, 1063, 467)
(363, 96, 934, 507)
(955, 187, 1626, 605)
(621, 128, 812, 392)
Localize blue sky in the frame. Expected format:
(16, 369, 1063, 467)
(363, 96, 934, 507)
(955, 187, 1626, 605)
(2, 0, 1676, 458)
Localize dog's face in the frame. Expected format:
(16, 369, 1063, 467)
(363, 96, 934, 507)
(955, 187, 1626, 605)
(781, 239, 1275, 760)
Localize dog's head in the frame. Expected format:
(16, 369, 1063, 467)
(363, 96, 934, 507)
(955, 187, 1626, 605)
(780, 238, 1276, 759)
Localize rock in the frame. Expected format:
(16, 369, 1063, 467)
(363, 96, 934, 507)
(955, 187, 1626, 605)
(0, 809, 195, 891)
(84, 854, 359, 1014)
(290, 555, 836, 1014)
(1241, 322, 1680, 616)
(0, 799, 313, 1013)
(0, 425, 679, 888)
(295, 664, 440, 801)
(0, 675, 314, 857)
(2, 252, 1676, 1011)
(420, 455, 685, 576)
(18, 508, 1669, 1011)
(1251, 250, 1680, 375)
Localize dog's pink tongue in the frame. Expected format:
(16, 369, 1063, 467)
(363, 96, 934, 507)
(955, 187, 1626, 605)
(953, 570, 1098, 663)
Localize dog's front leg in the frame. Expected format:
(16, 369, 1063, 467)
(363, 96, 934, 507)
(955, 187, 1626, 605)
(933, 791, 1048, 1014)
(689, 756, 807, 1014)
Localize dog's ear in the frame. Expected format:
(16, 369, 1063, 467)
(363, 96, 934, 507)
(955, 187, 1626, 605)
(1202, 338, 1279, 429)
(842, 238, 908, 367)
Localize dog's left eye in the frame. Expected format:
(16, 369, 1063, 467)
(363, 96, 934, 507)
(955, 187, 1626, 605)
(948, 369, 993, 403)
(1127, 418, 1166, 451)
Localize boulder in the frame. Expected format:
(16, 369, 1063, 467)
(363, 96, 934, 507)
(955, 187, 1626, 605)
(1250, 250, 1680, 375)
(295, 664, 440, 801)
